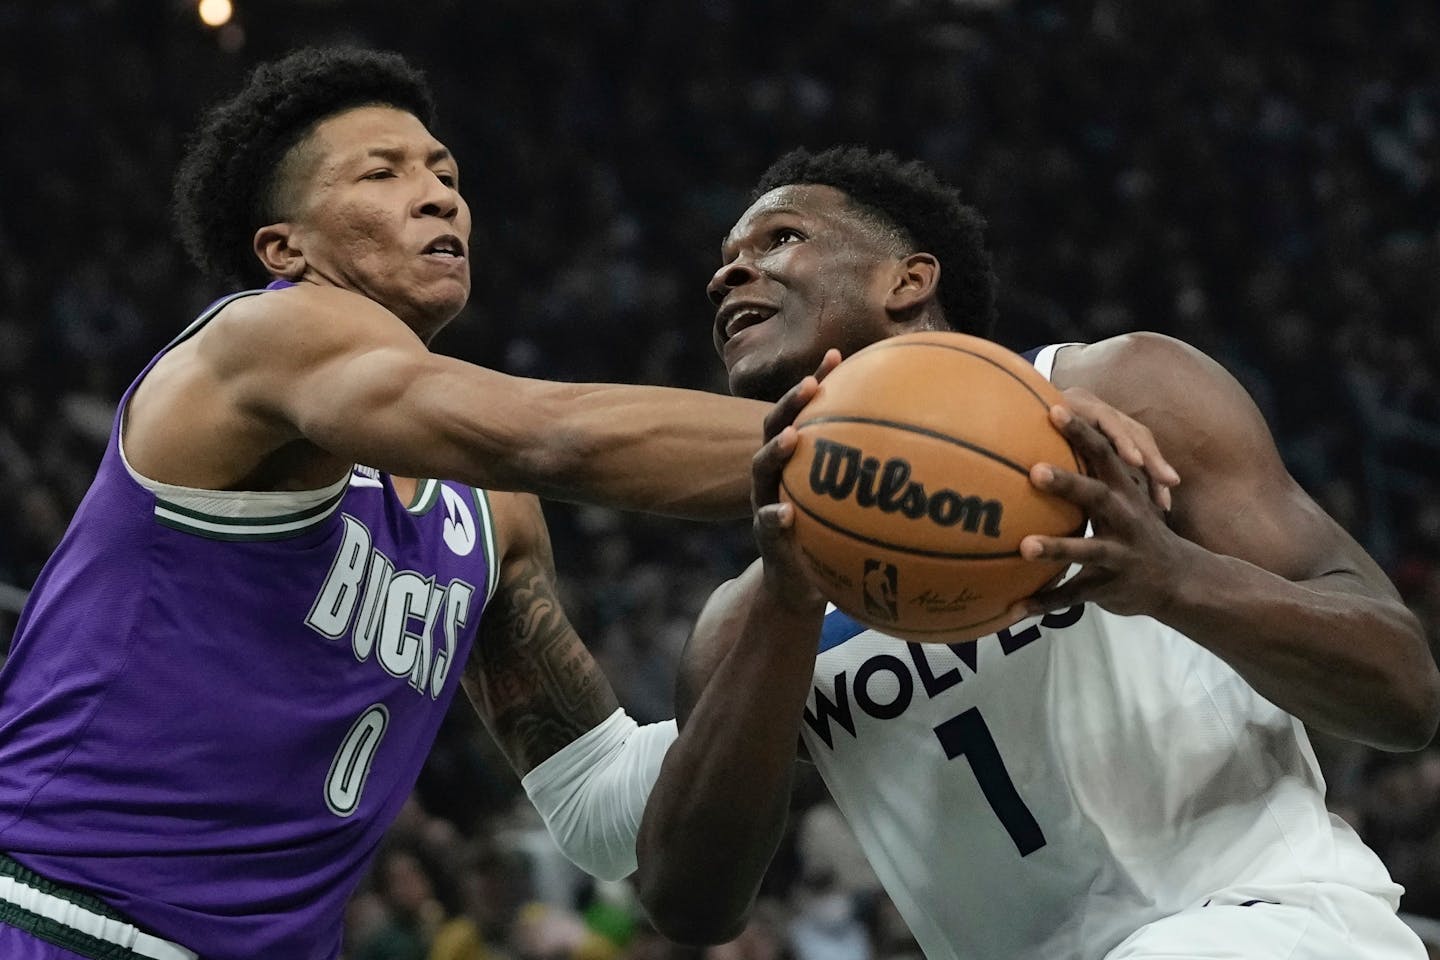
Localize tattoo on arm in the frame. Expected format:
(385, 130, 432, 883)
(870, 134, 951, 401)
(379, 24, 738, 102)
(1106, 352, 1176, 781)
(463, 505, 619, 775)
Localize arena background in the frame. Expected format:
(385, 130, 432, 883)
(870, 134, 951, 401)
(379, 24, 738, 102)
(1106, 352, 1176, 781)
(1, 1, 1438, 957)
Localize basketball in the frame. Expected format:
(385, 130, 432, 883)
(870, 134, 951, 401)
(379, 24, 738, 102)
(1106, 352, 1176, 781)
(779, 332, 1085, 643)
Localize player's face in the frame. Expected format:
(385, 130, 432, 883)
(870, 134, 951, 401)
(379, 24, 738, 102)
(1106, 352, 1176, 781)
(284, 106, 471, 338)
(710, 185, 900, 402)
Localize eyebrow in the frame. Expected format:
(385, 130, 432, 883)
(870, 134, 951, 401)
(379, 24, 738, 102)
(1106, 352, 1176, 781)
(755, 204, 805, 218)
(719, 206, 808, 254)
(364, 146, 454, 166)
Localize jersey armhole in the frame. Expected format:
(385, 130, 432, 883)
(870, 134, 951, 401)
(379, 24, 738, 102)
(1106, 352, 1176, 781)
(1030, 342, 1082, 383)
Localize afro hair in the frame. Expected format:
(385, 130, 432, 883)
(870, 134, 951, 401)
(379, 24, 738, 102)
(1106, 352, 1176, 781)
(753, 146, 998, 338)
(172, 46, 436, 287)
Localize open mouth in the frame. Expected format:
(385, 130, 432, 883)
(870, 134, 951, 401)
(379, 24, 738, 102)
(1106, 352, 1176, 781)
(720, 303, 778, 341)
(422, 236, 466, 259)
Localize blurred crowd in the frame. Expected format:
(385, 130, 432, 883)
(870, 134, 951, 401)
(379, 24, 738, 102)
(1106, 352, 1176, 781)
(1, 0, 1438, 957)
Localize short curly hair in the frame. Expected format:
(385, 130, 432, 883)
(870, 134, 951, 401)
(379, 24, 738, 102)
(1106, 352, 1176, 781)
(172, 47, 436, 287)
(753, 146, 998, 338)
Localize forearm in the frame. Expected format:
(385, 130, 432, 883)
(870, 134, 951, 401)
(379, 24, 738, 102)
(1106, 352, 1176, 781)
(636, 578, 823, 943)
(529, 382, 769, 520)
(1161, 543, 1438, 751)
(295, 352, 767, 520)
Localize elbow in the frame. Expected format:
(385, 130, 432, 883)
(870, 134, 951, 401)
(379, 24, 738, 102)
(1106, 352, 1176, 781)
(1392, 670, 1440, 753)
(635, 852, 749, 946)
(1368, 657, 1440, 753)
(1393, 615, 1440, 752)
(1357, 607, 1440, 753)
(638, 892, 749, 947)
(1375, 708, 1439, 754)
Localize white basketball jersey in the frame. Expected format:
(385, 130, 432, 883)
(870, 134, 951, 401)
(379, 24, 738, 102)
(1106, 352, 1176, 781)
(796, 344, 1403, 960)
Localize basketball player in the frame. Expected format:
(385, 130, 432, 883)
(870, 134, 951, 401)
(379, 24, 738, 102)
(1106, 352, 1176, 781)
(630, 147, 1440, 959)
(0, 47, 770, 960)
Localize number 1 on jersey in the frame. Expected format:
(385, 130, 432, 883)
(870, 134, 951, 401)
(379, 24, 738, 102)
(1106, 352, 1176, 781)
(933, 707, 1046, 856)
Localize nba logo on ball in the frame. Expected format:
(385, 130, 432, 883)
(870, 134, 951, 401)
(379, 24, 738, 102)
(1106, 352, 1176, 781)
(779, 332, 1086, 644)
(862, 559, 899, 621)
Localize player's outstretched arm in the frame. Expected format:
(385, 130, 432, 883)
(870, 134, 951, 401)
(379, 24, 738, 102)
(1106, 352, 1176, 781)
(1021, 332, 1440, 751)
(209, 284, 768, 519)
(635, 369, 833, 945)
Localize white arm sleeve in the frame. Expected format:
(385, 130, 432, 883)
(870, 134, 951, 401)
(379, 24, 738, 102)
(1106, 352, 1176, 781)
(520, 708, 679, 881)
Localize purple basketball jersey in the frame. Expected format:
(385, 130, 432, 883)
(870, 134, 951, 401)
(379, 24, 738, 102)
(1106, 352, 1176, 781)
(0, 288, 498, 959)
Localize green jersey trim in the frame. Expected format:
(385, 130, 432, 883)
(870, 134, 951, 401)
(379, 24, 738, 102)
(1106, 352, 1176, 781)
(125, 286, 352, 543)
(406, 478, 442, 515)
(0, 854, 197, 960)
(153, 481, 348, 541)
(472, 487, 500, 602)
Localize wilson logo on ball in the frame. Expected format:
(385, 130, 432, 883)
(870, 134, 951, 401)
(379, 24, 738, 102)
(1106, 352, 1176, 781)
(807, 438, 1004, 537)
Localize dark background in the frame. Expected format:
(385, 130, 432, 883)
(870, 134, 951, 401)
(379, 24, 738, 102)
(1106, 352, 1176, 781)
(1, 2, 1437, 958)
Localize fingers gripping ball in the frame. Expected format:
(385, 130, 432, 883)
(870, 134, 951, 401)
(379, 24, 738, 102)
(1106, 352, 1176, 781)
(779, 332, 1085, 643)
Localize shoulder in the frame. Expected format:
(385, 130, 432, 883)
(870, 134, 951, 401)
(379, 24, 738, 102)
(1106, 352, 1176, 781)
(1051, 332, 1224, 403)
(1050, 332, 1265, 445)
(197, 284, 410, 371)
(206, 282, 386, 330)
(1052, 332, 1307, 542)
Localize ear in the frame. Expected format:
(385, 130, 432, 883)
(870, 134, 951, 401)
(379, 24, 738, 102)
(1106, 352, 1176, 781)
(884, 253, 940, 315)
(254, 222, 307, 280)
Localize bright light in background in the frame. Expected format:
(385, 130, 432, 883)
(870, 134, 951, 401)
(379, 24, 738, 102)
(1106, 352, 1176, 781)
(197, 0, 234, 28)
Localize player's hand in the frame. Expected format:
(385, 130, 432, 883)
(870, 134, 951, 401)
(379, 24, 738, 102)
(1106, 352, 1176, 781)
(1010, 405, 1197, 620)
(1059, 387, 1179, 512)
(752, 351, 841, 609)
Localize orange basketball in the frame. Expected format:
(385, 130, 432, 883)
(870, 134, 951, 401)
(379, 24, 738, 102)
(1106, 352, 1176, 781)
(779, 332, 1085, 643)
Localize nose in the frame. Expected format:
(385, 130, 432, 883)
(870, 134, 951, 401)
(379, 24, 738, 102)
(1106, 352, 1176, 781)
(707, 259, 760, 307)
(415, 175, 459, 222)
